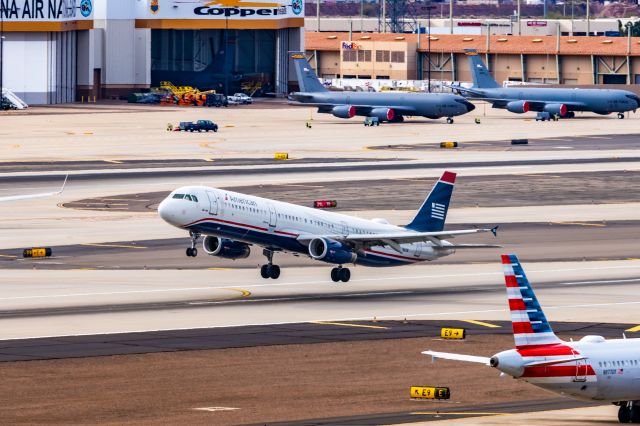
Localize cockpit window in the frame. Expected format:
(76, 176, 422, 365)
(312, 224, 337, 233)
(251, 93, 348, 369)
(172, 194, 185, 199)
(184, 195, 193, 201)
(191, 195, 198, 202)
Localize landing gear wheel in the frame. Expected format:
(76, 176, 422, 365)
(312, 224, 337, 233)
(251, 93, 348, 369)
(446, 117, 454, 124)
(187, 231, 200, 257)
(269, 265, 281, 279)
(331, 268, 340, 282)
(618, 112, 625, 119)
(260, 264, 269, 279)
(186, 247, 197, 257)
(339, 268, 351, 282)
(619, 404, 631, 423)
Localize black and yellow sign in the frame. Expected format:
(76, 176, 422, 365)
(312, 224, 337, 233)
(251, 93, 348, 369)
(410, 386, 450, 400)
(440, 327, 466, 339)
(23, 248, 52, 258)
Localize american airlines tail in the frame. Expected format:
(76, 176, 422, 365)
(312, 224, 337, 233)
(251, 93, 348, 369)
(501, 254, 563, 348)
(465, 49, 500, 89)
(405, 171, 455, 232)
(290, 51, 328, 93)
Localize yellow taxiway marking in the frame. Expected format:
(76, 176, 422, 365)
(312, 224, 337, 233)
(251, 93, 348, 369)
(412, 411, 508, 416)
(224, 288, 252, 298)
(70, 268, 96, 271)
(207, 267, 232, 271)
(104, 159, 123, 164)
(625, 325, 640, 332)
(313, 321, 389, 330)
(80, 243, 147, 249)
(0, 254, 17, 258)
(461, 320, 501, 328)
(551, 221, 606, 227)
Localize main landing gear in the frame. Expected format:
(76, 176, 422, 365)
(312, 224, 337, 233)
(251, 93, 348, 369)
(617, 401, 640, 423)
(186, 231, 200, 257)
(618, 112, 626, 119)
(330, 266, 351, 283)
(446, 117, 454, 124)
(260, 249, 281, 279)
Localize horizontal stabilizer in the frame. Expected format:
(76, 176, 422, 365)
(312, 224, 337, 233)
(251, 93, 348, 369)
(422, 350, 491, 365)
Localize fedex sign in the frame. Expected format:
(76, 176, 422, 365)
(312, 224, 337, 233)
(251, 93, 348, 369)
(342, 41, 360, 50)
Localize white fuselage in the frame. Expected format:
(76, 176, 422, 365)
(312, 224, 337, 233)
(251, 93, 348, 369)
(158, 186, 455, 267)
(494, 337, 640, 402)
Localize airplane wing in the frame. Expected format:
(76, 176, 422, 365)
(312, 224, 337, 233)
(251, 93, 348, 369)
(422, 350, 491, 365)
(0, 175, 68, 203)
(298, 227, 498, 250)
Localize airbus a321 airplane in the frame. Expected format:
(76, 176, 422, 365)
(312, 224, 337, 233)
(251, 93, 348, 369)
(158, 171, 498, 282)
(425, 254, 640, 423)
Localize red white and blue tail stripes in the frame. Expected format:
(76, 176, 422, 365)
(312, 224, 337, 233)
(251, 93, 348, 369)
(502, 254, 562, 349)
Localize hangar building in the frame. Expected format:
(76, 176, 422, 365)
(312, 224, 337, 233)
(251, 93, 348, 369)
(0, 0, 304, 104)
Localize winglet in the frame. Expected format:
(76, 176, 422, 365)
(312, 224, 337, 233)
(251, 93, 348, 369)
(58, 174, 69, 195)
(491, 225, 499, 237)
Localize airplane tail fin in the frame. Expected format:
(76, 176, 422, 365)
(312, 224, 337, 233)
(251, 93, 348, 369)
(465, 49, 500, 89)
(502, 254, 562, 348)
(289, 51, 328, 93)
(405, 171, 455, 232)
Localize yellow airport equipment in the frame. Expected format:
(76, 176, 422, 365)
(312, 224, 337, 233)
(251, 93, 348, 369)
(274, 153, 289, 160)
(410, 386, 450, 400)
(23, 248, 52, 258)
(440, 141, 458, 148)
(440, 327, 466, 340)
(159, 81, 200, 97)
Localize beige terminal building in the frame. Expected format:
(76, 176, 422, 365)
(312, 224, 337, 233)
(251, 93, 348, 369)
(305, 32, 640, 86)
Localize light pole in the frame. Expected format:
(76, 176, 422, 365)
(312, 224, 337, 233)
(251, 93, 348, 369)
(427, 2, 432, 92)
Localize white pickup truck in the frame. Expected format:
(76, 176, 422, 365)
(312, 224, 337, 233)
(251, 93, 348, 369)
(228, 93, 253, 104)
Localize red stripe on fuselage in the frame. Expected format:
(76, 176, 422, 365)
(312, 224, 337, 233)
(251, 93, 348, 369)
(186, 217, 269, 233)
(522, 365, 595, 378)
(364, 248, 419, 262)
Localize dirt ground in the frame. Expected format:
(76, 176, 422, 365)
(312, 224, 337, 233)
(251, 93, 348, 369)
(0, 334, 559, 425)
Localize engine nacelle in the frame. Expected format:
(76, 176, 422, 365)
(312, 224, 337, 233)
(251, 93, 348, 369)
(331, 105, 356, 119)
(506, 100, 530, 114)
(543, 103, 568, 117)
(368, 107, 395, 121)
(202, 236, 250, 259)
(308, 237, 357, 264)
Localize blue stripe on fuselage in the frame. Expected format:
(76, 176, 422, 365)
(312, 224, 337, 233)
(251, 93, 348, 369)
(186, 218, 415, 267)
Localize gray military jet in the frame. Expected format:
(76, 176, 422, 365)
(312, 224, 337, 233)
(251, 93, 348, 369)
(287, 51, 475, 124)
(453, 49, 640, 119)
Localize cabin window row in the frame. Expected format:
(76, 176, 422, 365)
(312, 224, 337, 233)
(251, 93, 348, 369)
(598, 360, 639, 367)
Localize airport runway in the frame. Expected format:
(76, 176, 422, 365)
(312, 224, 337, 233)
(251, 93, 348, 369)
(64, 170, 640, 212)
(0, 221, 637, 270)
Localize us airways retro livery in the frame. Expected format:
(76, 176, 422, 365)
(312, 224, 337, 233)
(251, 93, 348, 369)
(158, 171, 498, 282)
(425, 254, 640, 423)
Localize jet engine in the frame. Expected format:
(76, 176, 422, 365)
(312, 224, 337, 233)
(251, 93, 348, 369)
(543, 103, 568, 117)
(368, 107, 395, 121)
(331, 105, 356, 119)
(506, 100, 530, 114)
(203, 236, 250, 259)
(308, 237, 357, 264)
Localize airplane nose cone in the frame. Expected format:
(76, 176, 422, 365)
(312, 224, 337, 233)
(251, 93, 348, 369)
(463, 100, 475, 112)
(158, 198, 180, 226)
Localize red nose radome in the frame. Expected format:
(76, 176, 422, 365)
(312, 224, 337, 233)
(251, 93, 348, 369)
(348, 105, 356, 118)
(523, 101, 530, 113)
(440, 171, 456, 184)
(387, 108, 395, 121)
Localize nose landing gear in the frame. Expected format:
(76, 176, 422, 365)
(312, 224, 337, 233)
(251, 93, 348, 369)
(330, 266, 351, 282)
(260, 249, 281, 279)
(446, 117, 454, 124)
(186, 231, 200, 257)
(618, 112, 626, 119)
